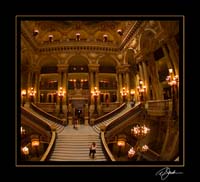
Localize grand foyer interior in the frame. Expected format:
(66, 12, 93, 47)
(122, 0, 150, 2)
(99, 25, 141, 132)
(19, 18, 181, 163)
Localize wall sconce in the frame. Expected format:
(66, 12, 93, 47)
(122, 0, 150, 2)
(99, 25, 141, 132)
(121, 87, 128, 102)
(22, 146, 29, 155)
(58, 87, 64, 114)
(31, 135, 40, 147)
(20, 126, 26, 135)
(103, 34, 108, 42)
(166, 68, 179, 120)
(76, 33, 80, 41)
(33, 29, 39, 36)
(21, 89, 26, 107)
(137, 80, 146, 102)
(48, 34, 53, 42)
(117, 29, 123, 36)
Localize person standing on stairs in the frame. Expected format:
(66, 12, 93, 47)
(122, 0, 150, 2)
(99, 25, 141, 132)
(89, 142, 97, 159)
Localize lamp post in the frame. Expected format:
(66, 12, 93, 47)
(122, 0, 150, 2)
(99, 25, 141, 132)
(130, 89, 135, 107)
(121, 87, 127, 103)
(58, 87, 64, 114)
(166, 68, 179, 120)
(117, 139, 126, 158)
(137, 80, 146, 102)
(92, 87, 100, 114)
(29, 87, 36, 103)
(31, 135, 40, 158)
(21, 90, 26, 107)
(21, 146, 29, 160)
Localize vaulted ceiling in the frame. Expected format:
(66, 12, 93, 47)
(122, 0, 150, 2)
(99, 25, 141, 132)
(21, 20, 137, 47)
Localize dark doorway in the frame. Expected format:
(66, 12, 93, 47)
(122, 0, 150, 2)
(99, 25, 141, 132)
(75, 108, 84, 124)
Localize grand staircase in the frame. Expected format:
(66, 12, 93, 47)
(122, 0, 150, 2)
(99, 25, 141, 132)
(49, 125, 106, 161)
(23, 103, 134, 161)
(92, 103, 132, 134)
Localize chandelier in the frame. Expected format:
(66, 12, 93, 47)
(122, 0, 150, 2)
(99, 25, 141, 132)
(128, 124, 150, 159)
(131, 124, 150, 139)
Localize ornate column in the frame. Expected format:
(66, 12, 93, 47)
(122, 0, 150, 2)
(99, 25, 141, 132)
(57, 64, 68, 119)
(139, 62, 144, 82)
(142, 61, 149, 100)
(166, 38, 179, 76)
(88, 64, 100, 123)
(148, 53, 163, 100)
(123, 64, 130, 101)
(33, 67, 40, 103)
(117, 66, 124, 103)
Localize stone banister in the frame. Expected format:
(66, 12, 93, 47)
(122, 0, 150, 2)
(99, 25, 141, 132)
(30, 103, 67, 126)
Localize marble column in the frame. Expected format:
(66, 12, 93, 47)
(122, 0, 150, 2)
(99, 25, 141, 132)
(142, 61, 149, 100)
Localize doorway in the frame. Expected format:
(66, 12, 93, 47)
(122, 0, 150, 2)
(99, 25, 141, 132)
(75, 108, 84, 124)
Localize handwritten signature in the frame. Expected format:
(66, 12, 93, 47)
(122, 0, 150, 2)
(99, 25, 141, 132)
(155, 167, 183, 181)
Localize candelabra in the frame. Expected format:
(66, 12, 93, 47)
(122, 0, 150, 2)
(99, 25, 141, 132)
(92, 87, 100, 114)
(21, 90, 26, 107)
(29, 87, 36, 103)
(128, 124, 150, 159)
(137, 80, 146, 102)
(58, 87, 64, 114)
(166, 68, 179, 120)
(121, 87, 128, 103)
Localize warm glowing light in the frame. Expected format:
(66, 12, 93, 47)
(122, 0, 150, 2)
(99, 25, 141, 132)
(29, 87, 36, 96)
(131, 124, 150, 138)
(169, 68, 173, 73)
(128, 147, 135, 158)
(58, 87, 64, 97)
(130, 89, 135, 95)
(121, 87, 128, 96)
(166, 69, 179, 86)
(22, 146, 29, 155)
(141, 145, 149, 152)
(92, 87, 100, 96)
(21, 90, 26, 96)
(117, 140, 125, 147)
(32, 139, 40, 147)
(21, 126, 26, 135)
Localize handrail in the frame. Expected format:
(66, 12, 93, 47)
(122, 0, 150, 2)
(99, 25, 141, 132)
(148, 148, 160, 158)
(105, 103, 143, 131)
(93, 103, 126, 125)
(30, 103, 67, 126)
(100, 131, 116, 161)
(21, 106, 57, 161)
(21, 106, 52, 131)
(100, 103, 143, 161)
(40, 130, 56, 161)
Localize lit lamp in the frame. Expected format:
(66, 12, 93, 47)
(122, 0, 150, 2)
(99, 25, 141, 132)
(128, 124, 150, 159)
(117, 29, 123, 36)
(29, 87, 36, 103)
(137, 80, 146, 102)
(103, 34, 108, 42)
(21, 90, 26, 107)
(117, 140, 125, 158)
(92, 87, 100, 114)
(128, 147, 135, 158)
(22, 146, 29, 160)
(33, 29, 39, 37)
(76, 33, 80, 41)
(166, 68, 179, 120)
(20, 126, 26, 135)
(121, 87, 128, 103)
(58, 87, 64, 114)
(31, 135, 40, 157)
(131, 124, 150, 139)
(48, 34, 53, 42)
